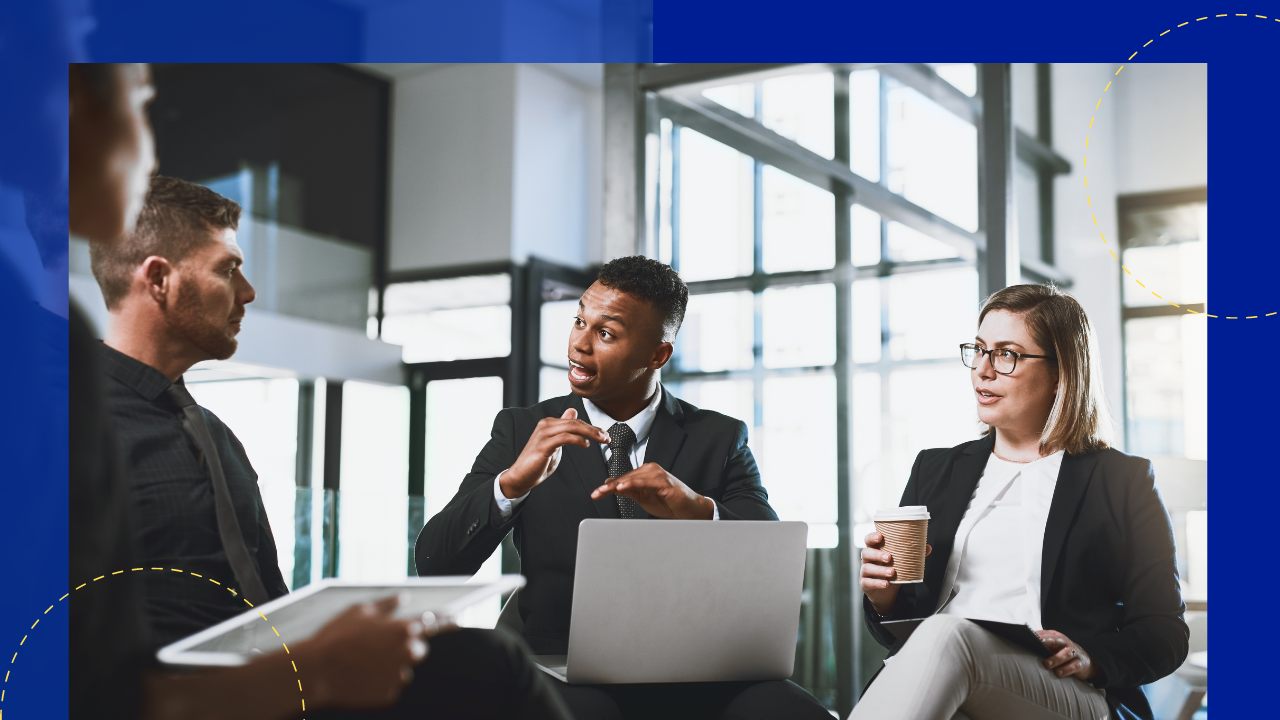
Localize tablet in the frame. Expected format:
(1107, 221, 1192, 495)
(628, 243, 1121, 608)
(880, 617, 1052, 658)
(157, 574, 525, 667)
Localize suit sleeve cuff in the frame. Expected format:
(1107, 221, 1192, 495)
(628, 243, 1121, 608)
(493, 470, 529, 521)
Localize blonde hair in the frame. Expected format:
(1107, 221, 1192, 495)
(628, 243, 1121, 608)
(978, 284, 1114, 455)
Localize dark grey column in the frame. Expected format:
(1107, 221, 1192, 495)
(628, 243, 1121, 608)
(978, 63, 1018, 298)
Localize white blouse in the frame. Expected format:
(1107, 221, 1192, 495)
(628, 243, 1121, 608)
(936, 449, 1065, 630)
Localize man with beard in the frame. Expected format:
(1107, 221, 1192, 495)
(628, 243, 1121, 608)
(90, 174, 289, 640)
(88, 171, 570, 719)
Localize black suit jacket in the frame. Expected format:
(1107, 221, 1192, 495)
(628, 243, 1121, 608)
(863, 434, 1188, 720)
(415, 388, 778, 654)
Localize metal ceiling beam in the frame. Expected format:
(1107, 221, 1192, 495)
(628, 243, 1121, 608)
(638, 63, 800, 91)
(656, 93, 984, 260)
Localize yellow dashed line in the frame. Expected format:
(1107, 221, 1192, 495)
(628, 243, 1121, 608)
(1085, 136, 1089, 148)
(1268, 312, 1278, 317)
(1151, 291, 1162, 299)
(1177, 22, 1188, 27)
(1170, 302, 1181, 308)
(1227, 316, 1238, 319)
(1109, 249, 1117, 260)
(1089, 117, 1094, 128)
(7, 569, 309, 716)
(1092, 214, 1098, 226)
(1197, 17, 1208, 21)
(1122, 266, 1131, 275)
(1128, 51, 1138, 60)
(111, 570, 123, 575)
(1100, 233, 1107, 244)
(1247, 315, 1258, 319)
(1136, 280, 1145, 288)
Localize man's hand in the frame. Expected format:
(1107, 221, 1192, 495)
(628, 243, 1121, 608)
(502, 409, 610, 499)
(860, 530, 932, 616)
(1036, 629, 1099, 681)
(295, 595, 438, 710)
(590, 462, 714, 519)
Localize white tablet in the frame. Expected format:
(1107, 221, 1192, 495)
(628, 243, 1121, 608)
(157, 574, 525, 667)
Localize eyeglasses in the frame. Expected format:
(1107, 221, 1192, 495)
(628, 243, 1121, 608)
(959, 343, 1056, 375)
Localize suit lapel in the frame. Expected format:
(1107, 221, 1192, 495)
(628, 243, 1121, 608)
(641, 386, 688, 474)
(922, 435, 993, 610)
(1039, 450, 1099, 603)
(562, 394, 618, 519)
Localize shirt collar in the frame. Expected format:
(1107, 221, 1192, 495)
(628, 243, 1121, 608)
(98, 342, 179, 403)
(581, 385, 664, 446)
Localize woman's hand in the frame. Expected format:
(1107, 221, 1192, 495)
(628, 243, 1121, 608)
(860, 531, 931, 616)
(1036, 629, 1098, 681)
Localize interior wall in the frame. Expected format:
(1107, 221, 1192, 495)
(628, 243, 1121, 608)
(511, 64, 602, 269)
(1115, 63, 1208, 195)
(387, 62, 602, 273)
(387, 63, 519, 272)
(1049, 63, 1125, 449)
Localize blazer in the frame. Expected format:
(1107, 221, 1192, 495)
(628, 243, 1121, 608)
(415, 388, 778, 654)
(863, 434, 1189, 720)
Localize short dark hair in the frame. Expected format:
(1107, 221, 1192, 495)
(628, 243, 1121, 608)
(596, 256, 688, 341)
(90, 175, 242, 310)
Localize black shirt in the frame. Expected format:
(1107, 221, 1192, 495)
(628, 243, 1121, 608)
(99, 343, 289, 648)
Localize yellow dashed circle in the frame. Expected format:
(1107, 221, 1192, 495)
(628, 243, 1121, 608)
(3, 568, 308, 718)
(1087, 12, 1277, 319)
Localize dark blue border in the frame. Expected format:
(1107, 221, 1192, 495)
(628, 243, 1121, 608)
(1, 0, 1258, 714)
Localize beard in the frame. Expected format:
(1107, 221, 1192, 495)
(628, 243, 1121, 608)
(169, 280, 239, 361)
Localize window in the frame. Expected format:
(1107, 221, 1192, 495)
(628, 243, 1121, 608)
(186, 368, 302, 587)
(1119, 191, 1208, 461)
(424, 376, 506, 627)
(338, 381, 410, 582)
(1119, 189, 1208, 607)
(381, 274, 512, 363)
(630, 62, 1024, 711)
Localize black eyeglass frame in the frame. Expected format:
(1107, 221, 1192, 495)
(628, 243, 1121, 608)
(959, 343, 1057, 375)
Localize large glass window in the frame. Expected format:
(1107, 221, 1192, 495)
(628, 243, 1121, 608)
(642, 63, 1010, 711)
(186, 370, 301, 588)
(1120, 196, 1208, 460)
(381, 274, 512, 363)
(423, 376, 506, 627)
(338, 381, 410, 582)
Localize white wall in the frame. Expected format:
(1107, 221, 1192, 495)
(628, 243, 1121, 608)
(388, 64, 519, 271)
(387, 63, 603, 273)
(1114, 64, 1208, 194)
(511, 63, 601, 267)
(1050, 63, 1126, 448)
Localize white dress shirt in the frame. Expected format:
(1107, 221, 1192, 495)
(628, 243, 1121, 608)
(936, 449, 1065, 630)
(493, 387, 718, 520)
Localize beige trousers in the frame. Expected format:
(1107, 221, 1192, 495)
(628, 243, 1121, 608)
(848, 615, 1111, 720)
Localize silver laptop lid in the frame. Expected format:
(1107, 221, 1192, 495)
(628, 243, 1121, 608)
(565, 519, 807, 685)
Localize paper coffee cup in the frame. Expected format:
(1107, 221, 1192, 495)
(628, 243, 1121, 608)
(873, 506, 930, 584)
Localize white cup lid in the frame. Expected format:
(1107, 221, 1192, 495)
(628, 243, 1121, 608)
(874, 505, 930, 521)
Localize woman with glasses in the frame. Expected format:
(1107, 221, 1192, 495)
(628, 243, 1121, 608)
(849, 284, 1187, 720)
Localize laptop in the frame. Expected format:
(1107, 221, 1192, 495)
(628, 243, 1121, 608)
(534, 519, 807, 685)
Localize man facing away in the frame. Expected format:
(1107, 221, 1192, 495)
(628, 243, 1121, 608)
(89, 170, 570, 720)
(416, 257, 830, 720)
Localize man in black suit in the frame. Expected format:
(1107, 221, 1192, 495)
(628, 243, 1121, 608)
(416, 257, 830, 720)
